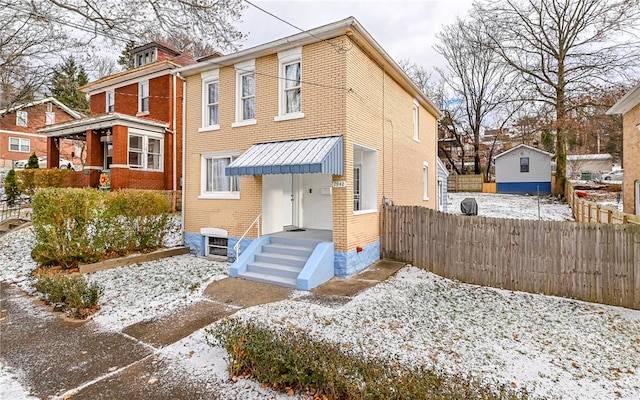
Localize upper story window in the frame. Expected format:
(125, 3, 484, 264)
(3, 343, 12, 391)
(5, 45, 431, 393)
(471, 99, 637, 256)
(16, 111, 27, 127)
(9, 137, 30, 152)
(200, 69, 220, 131)
(45, 112, 55, 125)
(413, 100, 420, 142)
(106, 90, 115, 113)
(520, 157, 530, 173)
(233, 59, 256, 127)
(200, 152, 240, 199)
(139, 81, 149, 114)
(276, 47, 304, 121)
(128, 130, 162, 171)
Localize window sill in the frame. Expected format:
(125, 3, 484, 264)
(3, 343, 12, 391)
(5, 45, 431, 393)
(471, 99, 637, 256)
(198, 125, 220, 133)
(199, 192, 240, 200)
(354, 209, 377, 216)
(274, 112, 304, 122)
(231, 119, 257, 128)
(136, 111, 150, 117)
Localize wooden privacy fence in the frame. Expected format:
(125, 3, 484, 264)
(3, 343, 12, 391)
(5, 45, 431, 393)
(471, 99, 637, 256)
(566, 182, 640, 226)
(447, 174, 483, 192)
(381, 205, 640, 310)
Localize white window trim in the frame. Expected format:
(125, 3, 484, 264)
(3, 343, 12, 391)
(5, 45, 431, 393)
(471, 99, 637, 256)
(199, 151, 241, 199)
(275, 47, 304, 121)
(106, 90, 115, 113)
(9, 137, 30, 153)
(234, 59, 256, 126)
(423, 161, 429, 201)
(127, 128, 163, 172)
(437, 177, 444, 211)
(16, 110, 27, 127)
(45, 112, 55, 125)
(200, 69, 220, 131)
(413, 99, 420, 142)
(137, 80, 150, 115)
(353, 144, 378, 214)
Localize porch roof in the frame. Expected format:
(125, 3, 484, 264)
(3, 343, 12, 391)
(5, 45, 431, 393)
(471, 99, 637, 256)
(37, 113, 168, 138)
(226, 136, 343, 176)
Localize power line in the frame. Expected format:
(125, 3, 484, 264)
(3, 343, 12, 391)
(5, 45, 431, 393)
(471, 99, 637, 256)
(243, 0, 351, 54)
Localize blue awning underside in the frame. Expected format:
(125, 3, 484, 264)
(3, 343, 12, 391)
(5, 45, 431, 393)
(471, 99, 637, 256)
(226, 135, 344, 176)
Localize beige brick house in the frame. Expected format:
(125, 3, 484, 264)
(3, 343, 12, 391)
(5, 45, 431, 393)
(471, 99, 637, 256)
(177, 17, 441, 289)
(607, 83, 640, 215)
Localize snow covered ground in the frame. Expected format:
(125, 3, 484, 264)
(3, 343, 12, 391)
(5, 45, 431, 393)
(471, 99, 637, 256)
(3, 204, 640, 399)
(447, 192, 575, 221)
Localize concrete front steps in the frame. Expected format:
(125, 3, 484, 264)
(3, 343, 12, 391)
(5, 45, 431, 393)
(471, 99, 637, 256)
(231, 236, 335, 290)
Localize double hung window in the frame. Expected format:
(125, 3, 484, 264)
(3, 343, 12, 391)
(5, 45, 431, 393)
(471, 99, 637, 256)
(201, 153, 240, 199)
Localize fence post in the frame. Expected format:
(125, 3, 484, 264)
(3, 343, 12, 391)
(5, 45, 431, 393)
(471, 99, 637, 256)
(596, 205, 601, 223)
(608, 210, 612, 224)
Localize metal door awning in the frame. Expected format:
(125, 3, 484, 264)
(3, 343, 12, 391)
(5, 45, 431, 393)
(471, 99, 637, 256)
(226, 135, 343, 176)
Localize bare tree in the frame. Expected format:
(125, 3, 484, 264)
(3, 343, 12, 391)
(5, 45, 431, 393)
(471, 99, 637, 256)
(475, 0, 640, 193)
(434, 16, 519, 175)
(0, 3, 72, 111)
(0, 0, 245, 109)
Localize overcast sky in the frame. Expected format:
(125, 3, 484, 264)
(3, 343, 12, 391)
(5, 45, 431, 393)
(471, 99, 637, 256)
(236, 0, 474, 72)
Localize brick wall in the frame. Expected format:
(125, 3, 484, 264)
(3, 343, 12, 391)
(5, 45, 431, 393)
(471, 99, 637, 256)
(0, 102, 80, 167)
(622, 102, 639, 214)
(182, 35, 438, 253)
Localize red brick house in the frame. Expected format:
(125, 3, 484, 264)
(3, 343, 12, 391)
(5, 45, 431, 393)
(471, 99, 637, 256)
(0, 98, 83, 168)
(39, 42, 195, 202)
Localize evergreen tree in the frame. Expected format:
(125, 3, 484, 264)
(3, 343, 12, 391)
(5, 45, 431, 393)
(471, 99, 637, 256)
(118, 41, 137, 70)
(26, 153, 39, 169)
(4, 169, 20, 206)
(49, 56, 90, 114)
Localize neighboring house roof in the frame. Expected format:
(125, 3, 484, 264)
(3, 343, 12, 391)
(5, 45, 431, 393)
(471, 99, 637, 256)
(566, 153, 613, 161)
(437, 158, 449, 177)
(38, 112, 169, 138)
(134, 41, 181, 56)
(80, 60, 184, 95)
(226, 136, 344, 176)
(175, 17, 442, 119)
(494, 143, 553, 160)
(607, 81, 640, 115)
(0, 97, 84, 119)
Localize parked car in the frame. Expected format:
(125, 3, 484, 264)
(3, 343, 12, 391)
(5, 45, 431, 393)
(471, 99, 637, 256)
(602, 170, 623, 181)
(13, 157, 73, 169)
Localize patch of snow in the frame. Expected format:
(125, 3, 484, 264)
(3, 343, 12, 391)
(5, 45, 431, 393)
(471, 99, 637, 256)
(230, 267, 640, 400)
(0, 364, 38, 400)
(448, 192, 574, 221)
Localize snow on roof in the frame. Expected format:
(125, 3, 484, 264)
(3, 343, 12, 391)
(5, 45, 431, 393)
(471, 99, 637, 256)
(566, 153, 613, 161)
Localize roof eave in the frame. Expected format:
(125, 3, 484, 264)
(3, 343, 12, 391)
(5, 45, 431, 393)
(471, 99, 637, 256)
(607, 82, 640, 115)
(174, 17, 442, 118)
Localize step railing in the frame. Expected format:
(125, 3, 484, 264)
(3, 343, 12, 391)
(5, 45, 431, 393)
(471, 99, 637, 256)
(0, 197, 30, 223)
(234, 214, 262, 260)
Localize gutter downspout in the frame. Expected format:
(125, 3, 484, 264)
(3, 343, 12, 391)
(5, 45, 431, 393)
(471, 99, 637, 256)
(176, 71, 187, 245)
(172, 73, 177, 212)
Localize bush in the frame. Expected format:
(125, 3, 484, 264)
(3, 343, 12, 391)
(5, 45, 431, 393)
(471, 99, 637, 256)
(31, 188, 170, 268)
(26, 153, 39, 169)
(209, 320, 533, 400)
(4, 169, 20, 206)
(32, 272, 102, 319)
(17, 169, 72, 196)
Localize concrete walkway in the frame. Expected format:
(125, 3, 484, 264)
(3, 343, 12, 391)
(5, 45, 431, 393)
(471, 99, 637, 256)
(0, 260, 404, 399)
